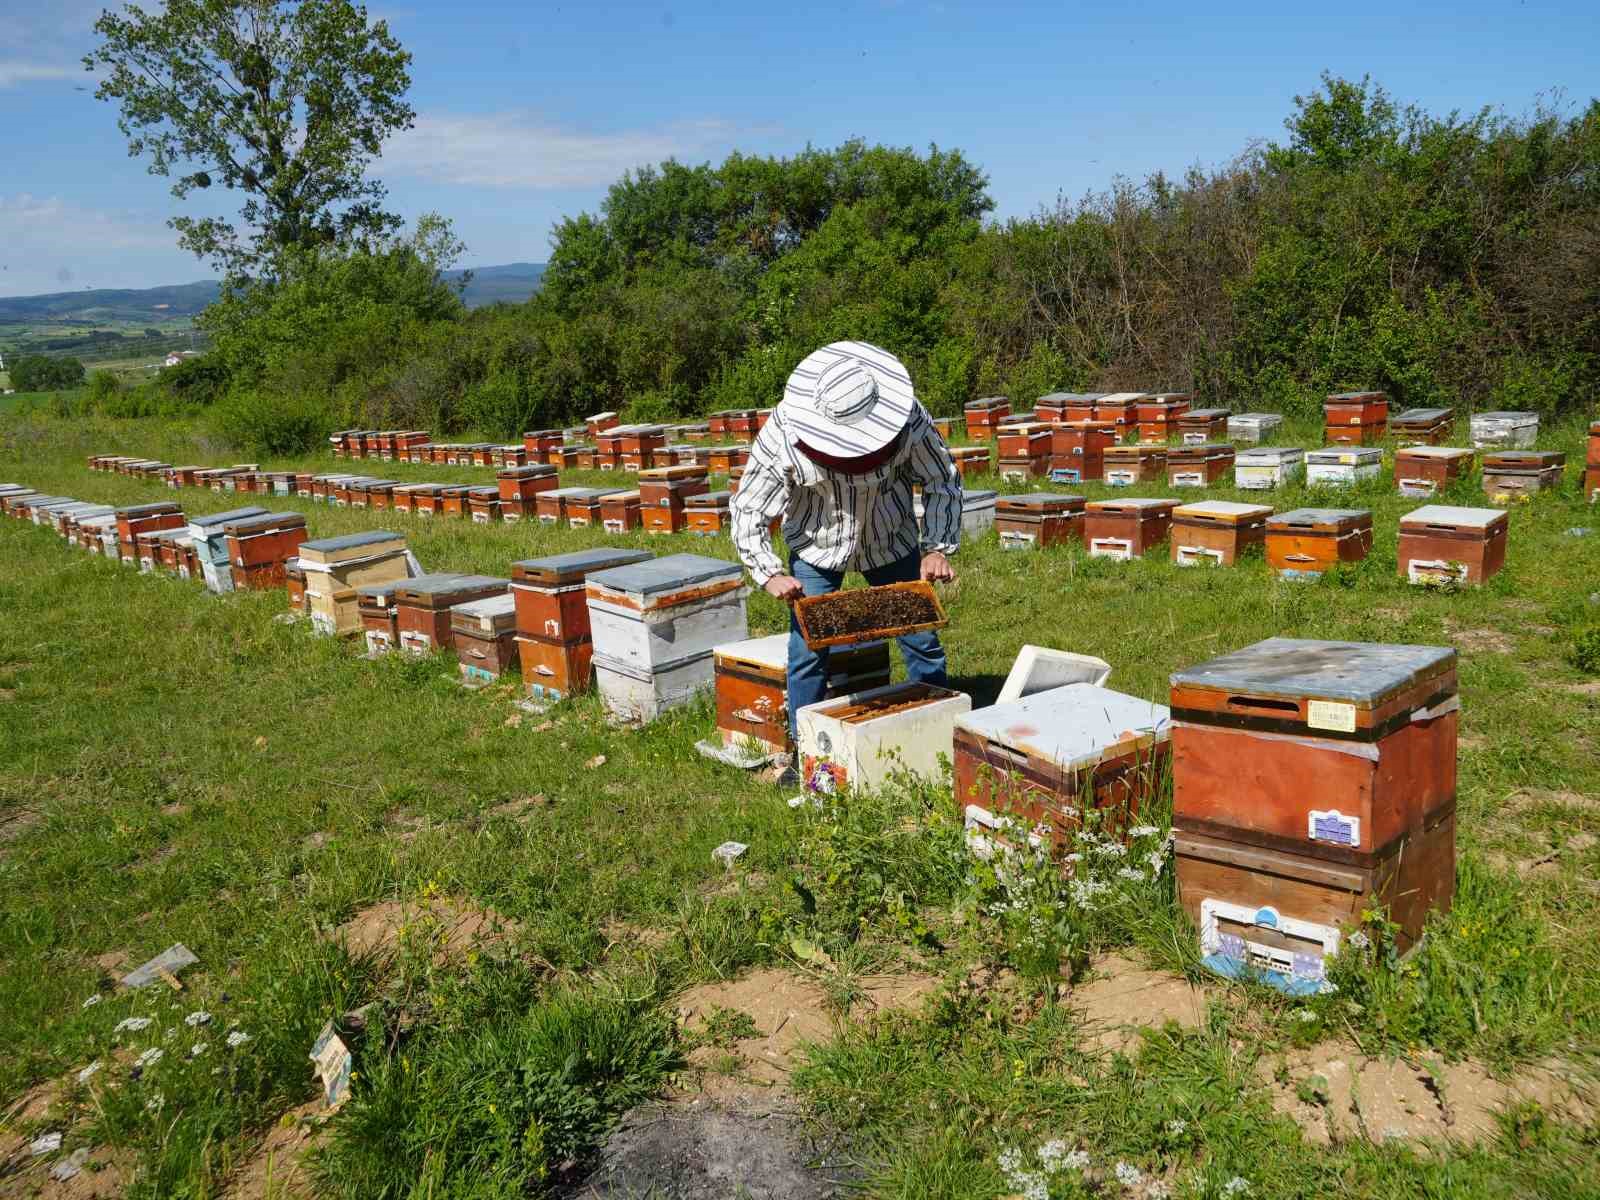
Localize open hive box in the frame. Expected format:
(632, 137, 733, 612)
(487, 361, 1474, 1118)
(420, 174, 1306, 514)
(794, 581, 948, 650)
(798, 682, 972, 794)
(712, 634, 892, 754)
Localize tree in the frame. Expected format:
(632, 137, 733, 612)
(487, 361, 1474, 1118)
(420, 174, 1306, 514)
(86, 0, 415, 277)
(10, 355, 87, 392)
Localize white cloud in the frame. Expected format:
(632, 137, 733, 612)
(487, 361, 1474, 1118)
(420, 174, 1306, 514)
(0, 61, 80, 88)
(0, 193, 186, 295)
(381, 111, 746, 189)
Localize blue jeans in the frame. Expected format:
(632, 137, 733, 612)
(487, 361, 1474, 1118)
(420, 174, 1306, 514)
(787, 551, 948, 737)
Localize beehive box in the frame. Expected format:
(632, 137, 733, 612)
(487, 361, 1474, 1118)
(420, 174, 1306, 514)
(669, 443, 711, 468)
(1102, 445, 1167, 486)
(1470, 410, 1539, 449)
(564, 487, 628, 528)
(523, 429, 564, 457)
(224, 511, 308, 590)
(1036, 392, 1100, 424)
(997, 410, 1039, 429)
(1305, 447, 1382, 486)
(1264, 509, 1373, 579)
(1084, 498, 1179, 559)
(1235, 447, 1304, 491)
(1227, 413, 1283, 444)
(996, 423, 1053, 461)
(464, 488, 500, 524)
(1588, 419, 1600, 468)
(955, 683, 1171, 845)
(149, 528, 193, 574)
(1587, 466, 1600, 504)
(1481, 450, 1565, 502)
(116, 502, 185, 564)
(708, 445, 750, 475)
(285, 558, 308, 613)
(358, 582, 403, 654)
(1170, 501, 1272, 567)
(1092, 392, 1145, 430)
(1177, 408, 1230, 444)
(511, 548, 653, 643)
(640, 466, 710, 533)
(444, 485, 481, 519)
(299, 531, 414, 636)
(1167, 443, 1235, 487)
(709, 635, 893, 754)
(515, 634, 595, 701)
(964, 395, 1011, 435)
(685, 490, 733, 536)
(529, 487, 585, 524)
(679, 422, 713, 444)
(995, 493, 1086, 550)
(132, 525, 169, 571)
(913, 488, 997, 539)
(78, 512, 117, 555)
(1323, 391, 1389, 443)
(1048, 421, 1117, 483)
(1397, 504, 1509, 585)
(1392, 447, 1475, 497)
(1135, 394, 1192, 441)
(1391, 407, 1455, 445)
(394, 575, 509, 656)
(998, 455, 1048, 483)
(451, 594, 520, 682)
(497, 464, 558, 514)
(948, 445, 993, 480)
(587, 553, 747, 679)
(586, 411, 620, 436)
(599, 490, 642, 532)
(798, 682, 972, 794)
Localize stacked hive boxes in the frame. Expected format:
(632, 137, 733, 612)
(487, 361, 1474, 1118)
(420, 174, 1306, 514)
(712, 635, 891, 754)
(964, 395, 1011, 436)
(185, 506, 267, 592)
(299, 531, 414, 636)
(1092, 393, 1142, 432)
(224, 511, 308, 590)
(639, 466, 710, 533)
(1171, 639, 1458, 993)
(511, 549, 652, 702)
(587, 554, 747, 723)
(452, 594, 520, 682)
(954, 683, 1170, 846)
(1049, 421, 1116, 483)
(1137, 394, 1190, 442)
(116, 502, 185, 567)
(393, 575, 509, 656)
(685, 491, 732, 535)
(1324, 391, 1388, 445)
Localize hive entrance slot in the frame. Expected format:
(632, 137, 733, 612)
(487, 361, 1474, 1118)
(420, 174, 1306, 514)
(1225, 695, 1299, 716)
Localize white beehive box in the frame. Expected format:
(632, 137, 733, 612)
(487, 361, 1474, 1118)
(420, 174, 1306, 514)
(586, 554, 748, 674)
(797, 681, 971, 794)
(1470, 411, 1538, 449)
(1227, 413, 1283, 444)
(80, 513, 119, 556)
(915, 489, 996, 540)
(1305, 447, 1383, 487)
(594, 650, 716, 724)
(1235, 447, 1304, 490)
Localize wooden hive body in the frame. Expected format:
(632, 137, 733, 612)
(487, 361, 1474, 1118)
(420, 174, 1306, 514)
(1396, 504, 1509, 585)
(1083, 498, 1179, 558)
(1169, 501, 1272, 566)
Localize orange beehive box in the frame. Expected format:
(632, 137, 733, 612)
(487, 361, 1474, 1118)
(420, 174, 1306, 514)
(1396, 504, 1509, 586)
(1035, 392, 1099, 424)
(357, 582, 403, 655)
(451, 594, 520, 683)
(1394, 447, 1475, 497)
(1324, 391, 1389, 427)
(708, 445, 750, 474)
(394, 574, 509, 656)
(116, 503, 185, 564)
(713, 636, 891, 755)
(1264, 508, 1373, 578)
(1102, 444, 1167, 486)
(1169, 500, 1272, 566)
(1092, 393, 1145, 431)
(535, 487, 585, 524)
(964, 395, 1011, 435)
(1048, 421, 1117, 484)
(497, 464, 558, 516)
(948, 445, 992, 480)
(1481, 450, 1565, 503)
(515, 633, 596, 701)
(1167, 442, 1236, 487)
(1083, 498, 1179, 559)
(995, 493, 1085, 550)
(523, 428, 564, 456)
(586, 411, 620, 436)
(285, 557, 308, 612)
(224, 511, 309, 590)
(510, 549, 653, 643)
(601, 490, 643, 533)
(549, 446, 584, 471)
(1587, 466, 1600, 503)
(1136, 393, 1192, 441)
(467, 488, 502, 524)
(566, 488, 628, 528)
(685, 490, 732, 536)
(439, 485, 474, 518)
(996, 423, 1053, 460)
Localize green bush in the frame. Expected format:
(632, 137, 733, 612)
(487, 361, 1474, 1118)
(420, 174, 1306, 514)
(1570, 626, 1600, 675)
(213, 388, 327, 456)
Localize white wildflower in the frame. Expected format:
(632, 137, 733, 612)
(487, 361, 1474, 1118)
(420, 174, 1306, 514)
(1113, 1160, 1143, 1187)
(113, 1017, 152, 1034)
(184, 1010, 211, 1027)
(144, 1093, 163, 1112)
(190, 1042, 208, 1058)
(1147, 1181, 1173, 1199)
(1018, 1174, 1047, 1200)
(1037, 1139, 1069, 1170)
(1166, 1118, 1187, 1135)
(134, 1047, 164, 1069)
(1128, 825, 1160, 839)
(1147, 850, 1167, 875)
(1117, 866, 1147, 882)
(1099, 841, 1128, 858)
(81, 994, 102, 1009)
(225, 1030, 251, 1049)
(75, 1062, 101, 1084)
(1222, 1178, 1251, 1196)
(1063, 1149, 1089, 1169)
(1294, 1008, 1318, 1023)
(1347, 930, 1371, 950)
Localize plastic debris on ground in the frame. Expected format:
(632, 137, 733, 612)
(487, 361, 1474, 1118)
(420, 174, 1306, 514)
(121, 943, 198, 989)
(711, 841, 748, 867)
(694, 739, 779, 770)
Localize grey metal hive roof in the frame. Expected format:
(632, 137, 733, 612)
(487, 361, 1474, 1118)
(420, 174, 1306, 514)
(299, 530, 404, 553)
(1171, 637, 1454, 704)
(587, 553, 741, 596)
(187, 506, 269, 530)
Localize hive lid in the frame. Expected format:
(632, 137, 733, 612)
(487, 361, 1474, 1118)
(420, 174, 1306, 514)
(466, 486, 500, 498)
(714, 633, 788, 671)
(1235, 447, 1303, 465)
(638, 465, 709, 481)
(298, 529, 406, 557)
(587, 410, 619, 421)
(964, 395, 1010, 411)
(1170, 637, 1456, 706)
(452, 593, 518, 620)
(1170, 442, 1234, 455)
(222, 510, 307, 534)
(1394, 407, 1454, 423)
(1484, 450, 1564, 467)
(1038, 391, 1101, 405)
(1399, 504, 1508, 530)
(115, 501, 182, 518)
(1306, 447, 1383, 464)
(65, 504, 117, 519)
(1173, 500, 1273, 520)
(686, 490, 733, 506)
(614, 422, 667, 435)
(395, 573, 507, 599)
(79, 513, 120, 530)
(1105, 444, 1165, 458)
(354, 479, 400, 490)
(1326, 391, 1386, 402)
(960, 489, 998, 505)
(511, 547, 653, 585)
(1181, 408, 1231, 420)
(1396, 446, 1474, 460)
(996, 493, 1085, 512)
(356, 580, 404, 602)
(956, 683, 1171, 772)
(1087, 497, 1180, 513)
(1267, 507, 1371, 529)
(1472, 411, 1538, 422)
(1229, 412, 1283, 424)
(498, 464, 557, 478)
(1097, 391, 1149, 404)
(149, 527, 192, 543)
(187, 506, 270, 532)
(562, 487, 632, 502)
(587, 553, 743, 597)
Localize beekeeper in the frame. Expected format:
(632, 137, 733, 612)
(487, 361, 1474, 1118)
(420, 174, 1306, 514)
(729, 340, 962, 741)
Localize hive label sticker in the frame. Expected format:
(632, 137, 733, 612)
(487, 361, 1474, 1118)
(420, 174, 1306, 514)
(1339, 453, 1357, 464)
(1308, 808, 1360, 846)
(1174, 471, 1203, 485)
(1306, 700, 1357, 732)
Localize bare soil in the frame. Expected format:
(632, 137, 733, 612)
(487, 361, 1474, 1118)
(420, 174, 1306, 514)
(223, 1101, 323, 1200)
(800, 586, 939, 641)
(332, 897, 520, 965)
(1067, 953, 1208, 1054)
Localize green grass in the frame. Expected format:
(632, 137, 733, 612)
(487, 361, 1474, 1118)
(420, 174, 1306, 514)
(2, 409, 1598, 1198)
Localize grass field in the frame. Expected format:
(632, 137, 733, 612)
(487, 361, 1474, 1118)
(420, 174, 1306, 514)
(1, 410, 1598, 1199)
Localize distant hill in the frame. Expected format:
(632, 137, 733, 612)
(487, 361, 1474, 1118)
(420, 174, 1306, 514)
(0, 262, 546, 326)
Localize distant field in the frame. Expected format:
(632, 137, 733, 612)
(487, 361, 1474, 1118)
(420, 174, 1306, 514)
(1, 409, 1597, 1199)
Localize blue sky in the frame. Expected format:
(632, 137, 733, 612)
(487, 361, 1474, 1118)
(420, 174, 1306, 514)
(2, 0, 1597, 296)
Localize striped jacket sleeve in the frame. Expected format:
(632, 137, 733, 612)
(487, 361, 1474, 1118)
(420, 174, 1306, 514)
(907, 411, 962, 555)
(728, 428, 790, 585)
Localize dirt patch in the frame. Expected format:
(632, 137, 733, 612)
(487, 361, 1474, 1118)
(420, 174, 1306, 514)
(91, 951, 129, 976)
(0, 1147, 137, 1199)
(1458, 732, 1488, 751)
(160, 803, 189, 819)
(602, 921, 672, 952)
(481, 794, 549, 824)
(300, 831, 331, 852)
(1443, 624, 1515, 655)
(1261, 1045, 1595, 1146)
(332, 897, 520, 965)
(577, 1094, 857, 1200)
(1067, 954, 1208, 1053)
(1562, 680, 1600, 696)
(1505, 788, 1600, 816)
(0, 806, 43, 849)
(674, 968, 938, 1098)
(223, 1101, 323, 1200)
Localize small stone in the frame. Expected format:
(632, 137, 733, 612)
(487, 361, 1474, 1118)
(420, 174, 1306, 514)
(50, 1148, 90, 1182)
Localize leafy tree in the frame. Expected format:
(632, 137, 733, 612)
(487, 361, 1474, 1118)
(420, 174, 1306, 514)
(85, 0, 415, 277)
(10, 355, 87, 392)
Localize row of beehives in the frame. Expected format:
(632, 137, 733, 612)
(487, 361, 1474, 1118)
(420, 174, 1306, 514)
(725, 635, 1456, 998)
